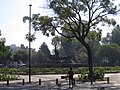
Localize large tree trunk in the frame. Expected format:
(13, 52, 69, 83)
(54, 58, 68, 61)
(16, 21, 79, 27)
(83, 42, 93, 85)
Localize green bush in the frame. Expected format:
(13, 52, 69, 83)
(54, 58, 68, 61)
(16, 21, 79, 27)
(78, 68, 105, 82)
(0, 74, 20, 81)
(92, 68, 104, 81)
(0, 66, 120, 75)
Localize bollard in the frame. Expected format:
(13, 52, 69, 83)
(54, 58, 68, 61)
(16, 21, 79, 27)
(22, 79, 25, 85)
(7, 80, 9, 85)
(56, 78, 58, 85)
(107, 77, 109, 84)
(39, 79, 41, 85)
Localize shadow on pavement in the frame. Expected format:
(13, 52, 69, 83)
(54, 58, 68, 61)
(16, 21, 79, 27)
(0, 80, 120, 90)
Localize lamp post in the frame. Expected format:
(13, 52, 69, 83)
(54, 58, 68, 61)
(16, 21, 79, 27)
(29, 4, 32, 83)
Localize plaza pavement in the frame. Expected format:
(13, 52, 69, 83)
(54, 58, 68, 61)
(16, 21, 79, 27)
(0, 74, 120, 90)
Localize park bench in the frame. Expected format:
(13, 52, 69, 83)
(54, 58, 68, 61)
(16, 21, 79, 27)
(61, 75, 75, 86)
(61, 75, 69, 80)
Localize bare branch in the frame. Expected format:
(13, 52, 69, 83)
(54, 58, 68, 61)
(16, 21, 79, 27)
(91, 12, 109, 26)
(85, 0, 90, 9)
(90, 6, 103, 22)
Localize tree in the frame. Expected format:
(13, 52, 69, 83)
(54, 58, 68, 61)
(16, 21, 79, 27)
(51, 35, 61, 56)
(102, 32, 111, 44)
(40, 42, 50, 57)
(75, 48, 88, 63)
(61, 37, 76, 55)
(111, 25, 120, 46)
(98, 44, 120, 66)
(0, 31, 6, 59)
(14, 50, 28, 64)
(23, 0, 120, 84)
(33, 50, 46, 64)
(0, 30, 13, 66)
(39, 42, 51, 62)
(0, 46, 13, 66)
(87, 30, 101, 65)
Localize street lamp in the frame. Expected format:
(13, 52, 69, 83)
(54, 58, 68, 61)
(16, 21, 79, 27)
(29, 4, 32, 83)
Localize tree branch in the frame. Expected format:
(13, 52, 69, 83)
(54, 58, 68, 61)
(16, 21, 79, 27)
(51, 23, 76, 38)
(90, 12, 109, 27)
(63, 19, 81, 40)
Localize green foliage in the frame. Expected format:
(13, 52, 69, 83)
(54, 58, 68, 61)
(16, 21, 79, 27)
(102, 66, 120, 73)
(25, 33, 36, 42)
(111, 25, 120, 46)
(51, 35, 61, 49)
(23, 0, 120, 40)
(92, 68, 104, 80)
(0, 68, 19, 74)
(1, 67, 120, 76)
(78, 67, 89, 82)
(14, 50, 28, 63)
(102, 32, 111, 44)
(0, 68, 20, 81)
(98, 44, 120, 66)
(0, 46, 12, 65)
(1, 66, 120, 81)
(99, 25, 120, 66)
(75, 49, 88, 63)
(23, 0, 120, 76)
(87, 30, 102, 42)
(17, 67, 28, 75)
(40, 42, 50, 58)
(79, 67, 105, 81)
(0, 74, 20, 81)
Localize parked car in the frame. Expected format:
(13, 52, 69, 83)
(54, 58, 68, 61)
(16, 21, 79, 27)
(18, 63, 26, 67)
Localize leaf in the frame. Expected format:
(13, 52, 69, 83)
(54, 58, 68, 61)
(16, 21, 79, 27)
(23, 16, 30, 23)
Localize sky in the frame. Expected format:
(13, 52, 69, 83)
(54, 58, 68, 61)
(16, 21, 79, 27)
(0, 0, 120, 51)
(0, 0, 54, 51)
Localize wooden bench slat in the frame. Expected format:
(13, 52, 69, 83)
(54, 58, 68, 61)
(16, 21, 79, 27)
(61, 76, 69, 79)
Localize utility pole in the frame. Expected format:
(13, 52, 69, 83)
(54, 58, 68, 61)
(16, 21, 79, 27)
(29, 4, 32, 83)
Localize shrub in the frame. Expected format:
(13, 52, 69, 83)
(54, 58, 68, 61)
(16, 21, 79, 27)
(0, 74, 20, 81)
(78, 68, 105, 82)
(92, 68, 104, 81)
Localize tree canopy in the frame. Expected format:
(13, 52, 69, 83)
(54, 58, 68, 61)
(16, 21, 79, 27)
(23, 0, 120, 84)
(111, 25, 120, 45)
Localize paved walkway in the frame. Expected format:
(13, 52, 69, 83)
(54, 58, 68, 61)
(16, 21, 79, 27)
(0, 74, 120, 90)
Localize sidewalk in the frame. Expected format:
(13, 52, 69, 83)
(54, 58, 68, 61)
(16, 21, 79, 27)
(0, 74, 120, 90)
(0, 80, 120, 90)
